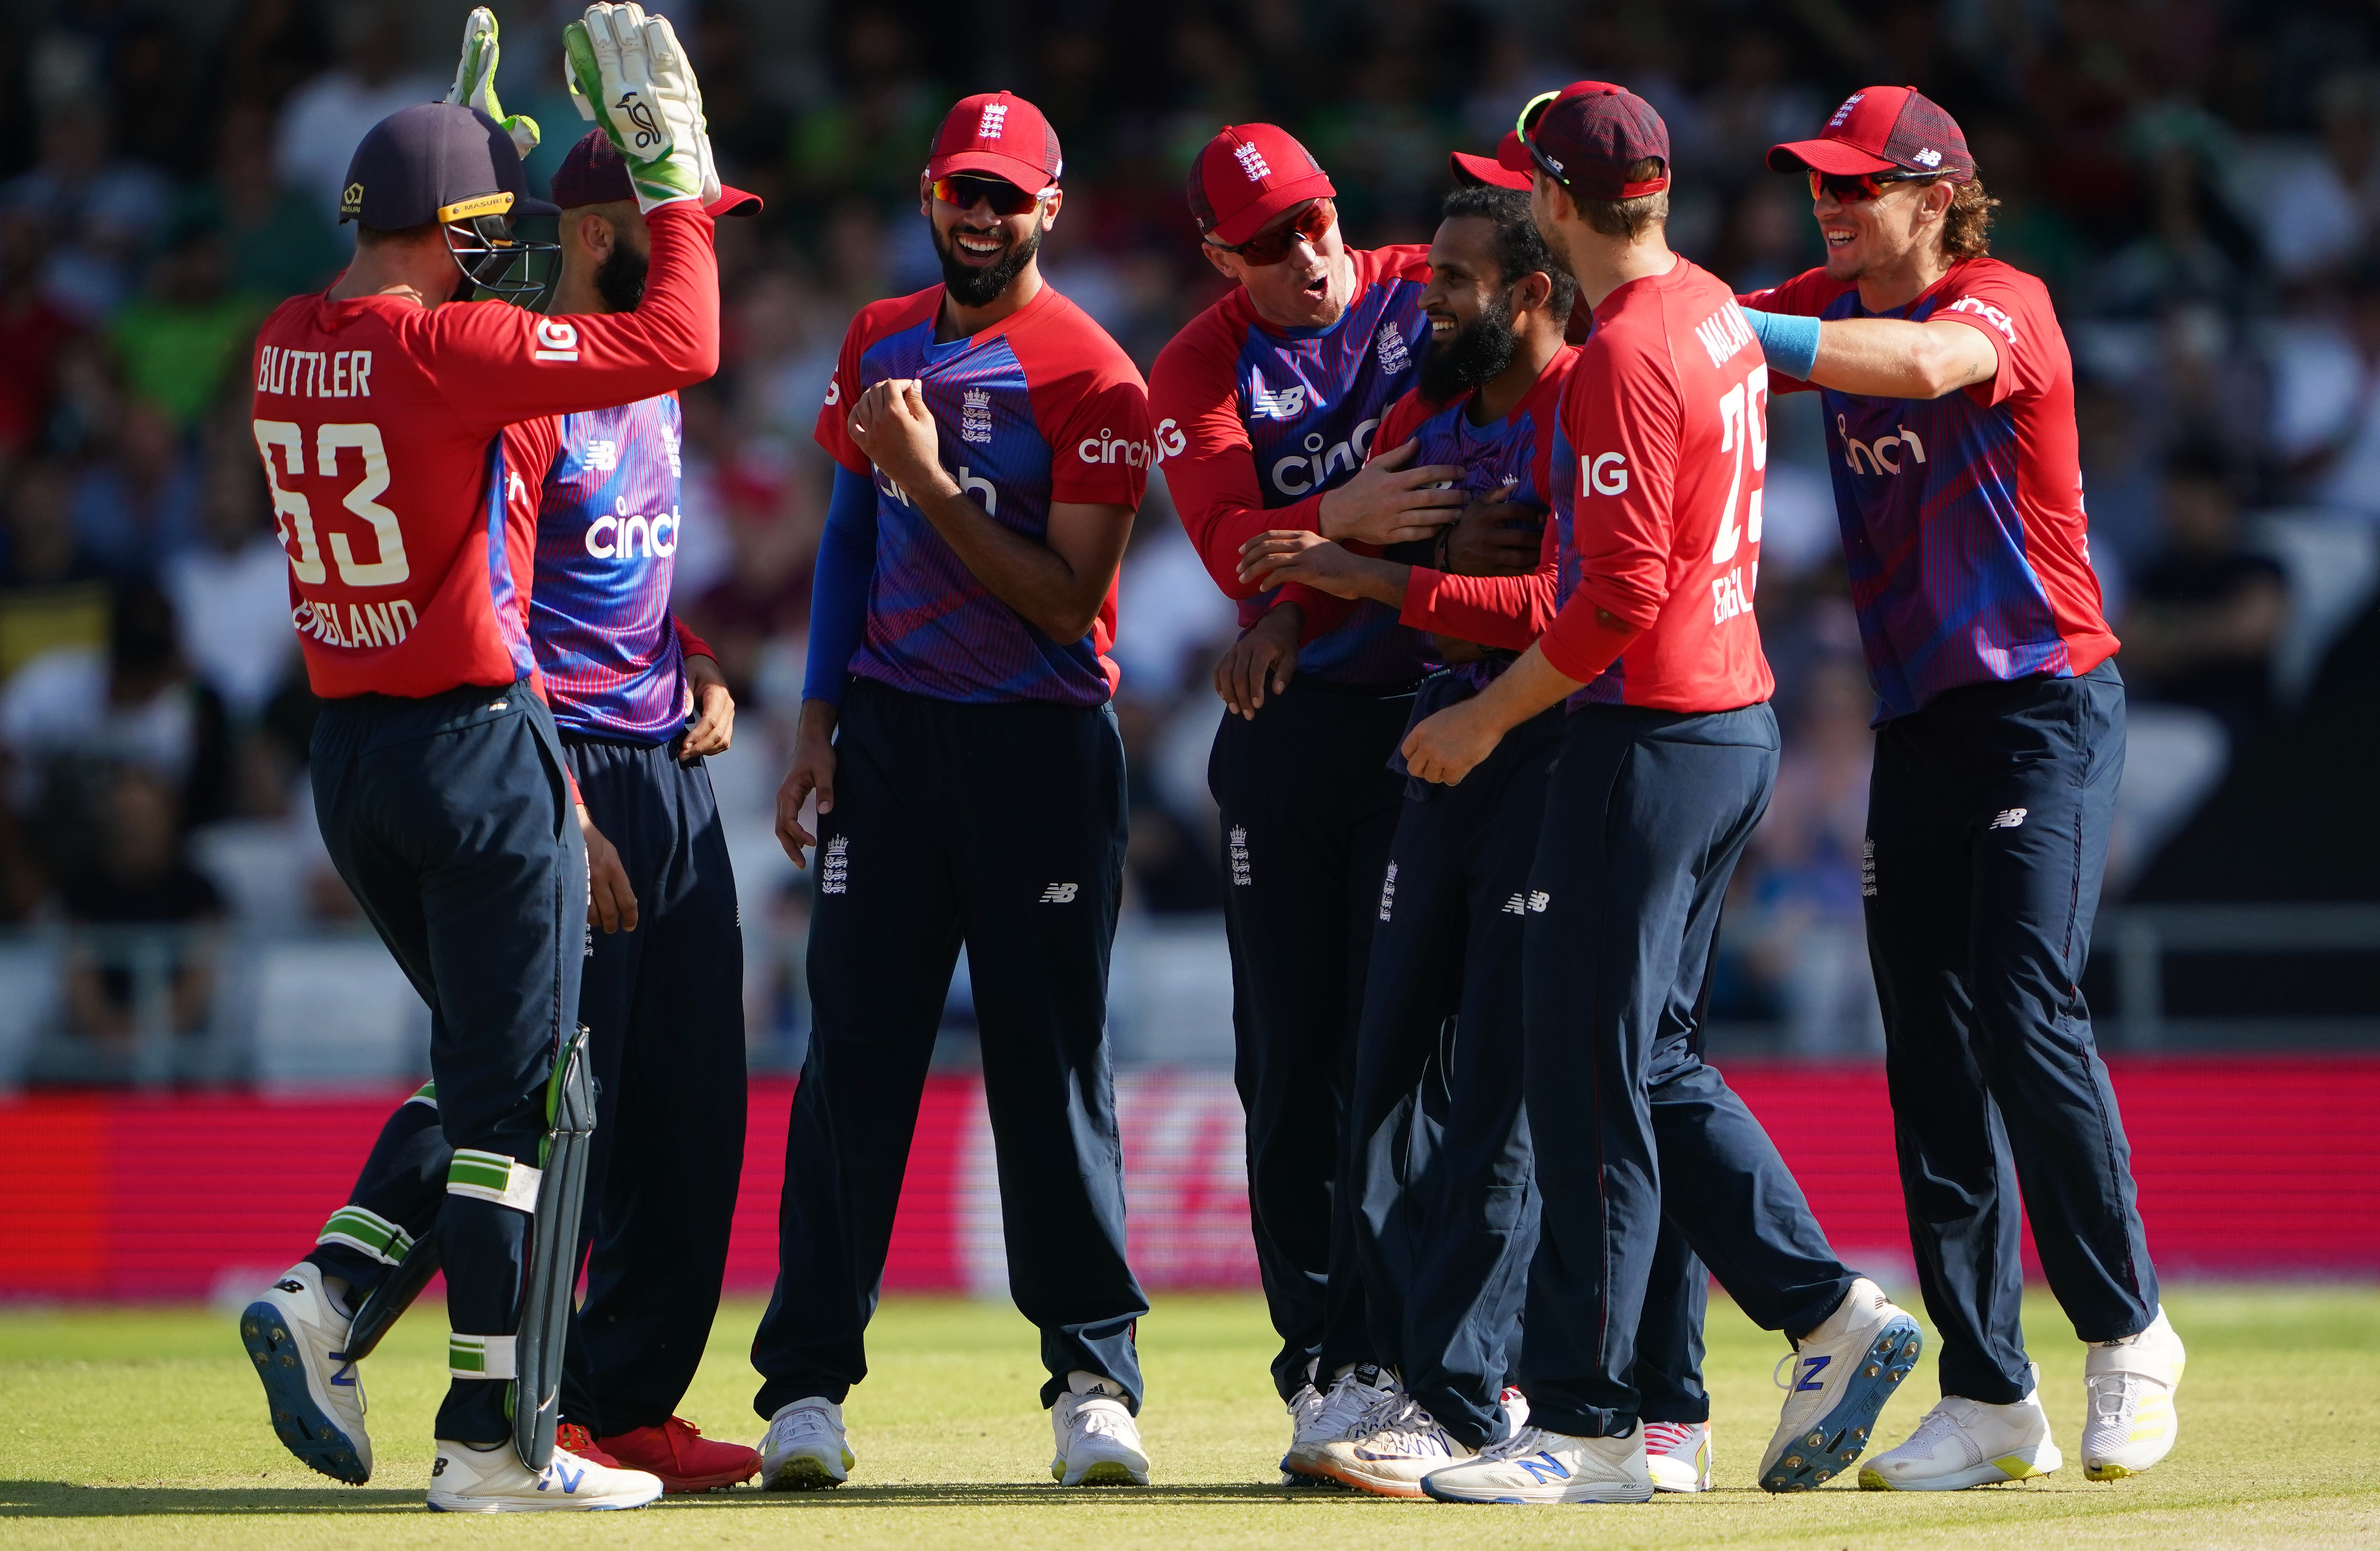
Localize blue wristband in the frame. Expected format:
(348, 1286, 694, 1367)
(1740, 306, 1822, 382)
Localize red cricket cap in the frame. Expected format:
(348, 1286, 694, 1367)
(1525, 81, 1669, 201)
(551, 129, 762, 218)
(1450, 130, 1533, 191)
(1768, 85, 1974, 182)
(926, 91, 1063, 193)
(1188, 123, 1334, 245)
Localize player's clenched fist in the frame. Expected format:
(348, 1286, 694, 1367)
(1399, 696, 1502, 786)
(848, 380, 946, 499)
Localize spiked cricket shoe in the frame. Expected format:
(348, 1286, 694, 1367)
(759, 1397, 853, 1490)
(2083, 1308, 2185, 1479)
(1861, 1371, 2062, 1490)
(239, 1261, 371, 1484)
(1760, 1277, 1923, 1492)
(1051, 1373, 1149, 1485)
(1419, 1422, 1654, 1505)
(425, 1440, 662, 1511)
(1645, 1420, 1713, 1492)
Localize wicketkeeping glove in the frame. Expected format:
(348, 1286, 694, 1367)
(564, 3, 719, 213)
(445, 7, 541, 161)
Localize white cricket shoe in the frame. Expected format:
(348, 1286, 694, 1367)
(2083, 1307, 2186, 1480)
(759, 1397, 854, 1490)
(238, 1261, 371, 1484)
(1312, 1394, 1475, 1498)
(1281, 1364, 1397, 1483)
(426, 1440, 662, 1512)
(1051, 1372, 1149, 1486)
(1861, 1369, 2062, 1490)
(1645, 1420, 1713, 1492)
(1419, 1422, 1653, 1505)
(1760, 1277, 1923, 1492)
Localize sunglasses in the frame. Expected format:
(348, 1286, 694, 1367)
(1207, 198, 1335, 265)
(1515, 89, 1563, 186)
(931, 175, 1052, 216)
(1807, 169, 1933, 203)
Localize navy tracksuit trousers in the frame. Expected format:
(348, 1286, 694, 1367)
(751, 678, 1146, 1418)
(309, 733, 747, 1436)
(309, 682, 585, 1444)
(1349, 686, 1710, 1448)
(1865, 663, 2159, 1403)
(1208, 679, 1414, 1400)
(1519, 703, 1855, 1439)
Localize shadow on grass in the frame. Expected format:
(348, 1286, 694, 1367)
(0, 1481, 422, 1516)
(0, 1479, 1369, 1516)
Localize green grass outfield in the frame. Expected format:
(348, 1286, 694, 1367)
(1, 1288, 2374, 1548)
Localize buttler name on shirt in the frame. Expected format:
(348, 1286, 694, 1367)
(256, 345, 373, 399)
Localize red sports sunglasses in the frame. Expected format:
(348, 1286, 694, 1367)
(1207, 198, 1335, 265)
(931, 175, 1053, 216)
(1807, 168, 1934, 203)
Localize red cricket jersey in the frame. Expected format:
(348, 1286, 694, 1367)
(1744, 258, 2116, 718)
(1543, 255, 1775, 712)
(249, 204, 719, 700)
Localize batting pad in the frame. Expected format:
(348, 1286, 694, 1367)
(446, 1150, 543, 1213)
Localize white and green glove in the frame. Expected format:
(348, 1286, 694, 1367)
(564, 3, 719, 213)
(446, 7, 541, 161)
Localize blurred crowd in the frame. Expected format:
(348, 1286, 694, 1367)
(2, 0, 2377, 1067)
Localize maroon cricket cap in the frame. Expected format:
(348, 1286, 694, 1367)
(1188, 123, 1335, 245)
(1523, 81, 1669, 201)
(1450, 130, 1534, 191)
(549, 129, 762, 218)
(926, 92, 1063, 193)
(1768, 85, 1974, 182)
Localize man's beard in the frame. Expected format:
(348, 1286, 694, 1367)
(935, 216, 1043, 308)
(1418, 291, 1519, 401)
(596, 242, 649, 312)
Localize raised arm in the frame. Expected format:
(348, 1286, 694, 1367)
(433, 204, 721, 431)
(1741, 306, 1997, 400)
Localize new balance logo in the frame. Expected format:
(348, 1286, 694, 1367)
(1235, 142, 1272, 181)
(977, 103, 1009, 139)
(1527, 891, 1550, 913)
(1502, 893, 1527, 915)
(1911, 146, 1943, 168)
(1796, 1353, 1832, 1392)
(275, 1278, 304, 1293)
(1251, 382, 1307, 419)
(1517, 1452, 1571, 1483)
(1989, 807, 2028, 831)
(1040, 883, 1080, 903)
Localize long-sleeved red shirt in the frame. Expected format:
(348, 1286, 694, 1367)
(250, 203, 720, 700)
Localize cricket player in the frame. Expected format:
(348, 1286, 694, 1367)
(264, 127, 764, 1497)
(761, 90, 1154, 1490)
(233, 5, 722, 1512)
(1397, 83, 1920, 1506)
(1239, 182, 1718, 1497)
(1149, 123, 1454, 1469)
(1737, 86, 2182, 1489)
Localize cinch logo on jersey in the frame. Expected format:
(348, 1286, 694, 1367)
(583, 497, 680, 558)
(1946, 294, 2018, 344)
(1837, 414, 1929, 476)
(255, 345, 374, 399)
(1076, 427, 1153, 467)
(1272, 417, 1379, 497)
(881, 461, 1000, 514)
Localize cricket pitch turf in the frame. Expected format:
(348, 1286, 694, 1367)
(1, 1287, 2373, 1548)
